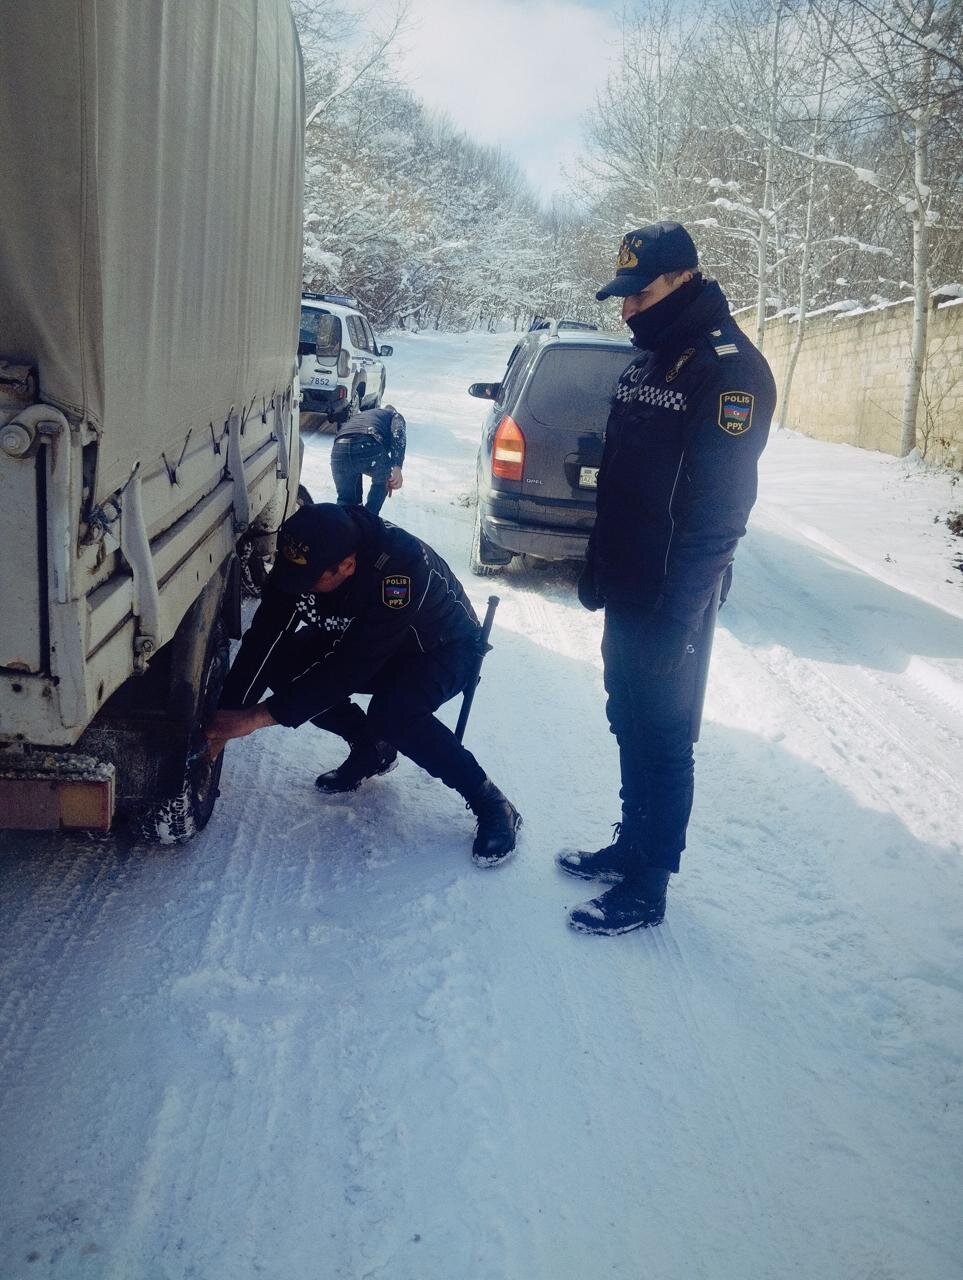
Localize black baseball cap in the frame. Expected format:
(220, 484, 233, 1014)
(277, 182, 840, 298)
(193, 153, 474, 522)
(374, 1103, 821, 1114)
(596, 221, 698, 301)
(270, 502, 360, 593)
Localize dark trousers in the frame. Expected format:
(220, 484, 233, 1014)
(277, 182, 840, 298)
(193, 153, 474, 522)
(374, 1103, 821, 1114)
(602, 604, 701, 873)
(330, 435, 391, 514)
(264, 630, 487, 799)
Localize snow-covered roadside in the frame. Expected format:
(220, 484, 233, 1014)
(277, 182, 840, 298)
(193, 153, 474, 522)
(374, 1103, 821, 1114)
(757, 430, 962, 620)
(1, 329, 961, 1280)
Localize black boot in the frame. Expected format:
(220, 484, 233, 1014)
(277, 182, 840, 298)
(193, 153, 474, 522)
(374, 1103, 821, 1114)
(315, 740, 398, 793)
(568, 867, 671, 935)
(556, 819, 643, 883)
(467, 780, 521, 867)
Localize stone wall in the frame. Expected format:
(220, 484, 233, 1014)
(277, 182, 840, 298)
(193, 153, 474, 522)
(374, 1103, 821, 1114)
(736, 294, 963, 469)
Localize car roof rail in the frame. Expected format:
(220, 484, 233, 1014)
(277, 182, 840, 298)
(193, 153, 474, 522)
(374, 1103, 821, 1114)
(302, 291, 360, 307)
(530, 317, 599, 338)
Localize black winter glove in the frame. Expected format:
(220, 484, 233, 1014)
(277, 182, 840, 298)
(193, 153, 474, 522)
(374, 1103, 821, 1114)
(636, 613, 697, 675)
(577, 561, 604, 612)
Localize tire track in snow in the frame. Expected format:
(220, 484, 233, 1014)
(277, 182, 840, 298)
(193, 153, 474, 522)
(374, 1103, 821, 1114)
(0, 843, 124, 1075)
(98, 742, 334, 1274)
(758, 642, 960, 842)
(327, 885, 523, 1280)
(643, 922, 802, 1276)
(484, 576, 803, 1276)
(729, 528, 962, 848)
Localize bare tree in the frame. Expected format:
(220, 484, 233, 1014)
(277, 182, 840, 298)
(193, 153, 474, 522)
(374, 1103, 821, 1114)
(779, 2, 841, 424)
(823, 0, 962, 453)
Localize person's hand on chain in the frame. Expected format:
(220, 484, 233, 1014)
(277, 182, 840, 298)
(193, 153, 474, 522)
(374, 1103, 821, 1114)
(203, 704, 276, 760)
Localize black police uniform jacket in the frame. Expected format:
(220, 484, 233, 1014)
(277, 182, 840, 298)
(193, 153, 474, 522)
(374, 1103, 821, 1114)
(591, 279, 776, 627)
(334, 406, 407, 468)
(219, 511, 480, 727)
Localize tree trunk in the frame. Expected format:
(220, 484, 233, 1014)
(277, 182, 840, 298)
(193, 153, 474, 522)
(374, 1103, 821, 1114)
(899, 31, 934, 457)
(780, 7, 834, 428)
(755, 0, 784, 351)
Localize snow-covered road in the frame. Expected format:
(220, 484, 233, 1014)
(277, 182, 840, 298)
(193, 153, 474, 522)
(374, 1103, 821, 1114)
(2, 331, 962, 1280)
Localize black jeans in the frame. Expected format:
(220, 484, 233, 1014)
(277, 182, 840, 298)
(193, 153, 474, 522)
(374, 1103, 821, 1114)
(263, 629, 487, 799)
(602, 604, 701, 873)
(330, 435, 391, 514)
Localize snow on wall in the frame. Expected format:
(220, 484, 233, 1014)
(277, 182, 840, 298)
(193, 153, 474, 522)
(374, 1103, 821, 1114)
(737, 294, 963, 468)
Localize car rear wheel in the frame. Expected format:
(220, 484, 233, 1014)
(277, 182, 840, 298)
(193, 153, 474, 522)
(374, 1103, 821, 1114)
(470, 506, 510, 576)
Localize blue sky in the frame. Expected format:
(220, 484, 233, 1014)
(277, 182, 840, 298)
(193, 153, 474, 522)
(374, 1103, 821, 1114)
(395, 0, 626, 200)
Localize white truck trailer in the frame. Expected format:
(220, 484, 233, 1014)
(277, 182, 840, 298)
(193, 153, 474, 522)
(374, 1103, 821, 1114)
(0, 0, 305, 839)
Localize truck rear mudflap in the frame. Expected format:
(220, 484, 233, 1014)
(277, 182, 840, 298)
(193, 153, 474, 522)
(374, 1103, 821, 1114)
(0, 749, 115, 831)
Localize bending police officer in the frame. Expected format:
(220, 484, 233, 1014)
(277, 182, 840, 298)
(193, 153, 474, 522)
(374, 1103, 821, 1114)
(330, 404, 405, 515)
(205, 503, 520, 866)
(560, 221, 775, 934)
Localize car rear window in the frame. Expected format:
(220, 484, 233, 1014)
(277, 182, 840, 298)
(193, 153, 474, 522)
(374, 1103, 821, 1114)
(300, 307, 342, 357)
(524, 347, 632, 429)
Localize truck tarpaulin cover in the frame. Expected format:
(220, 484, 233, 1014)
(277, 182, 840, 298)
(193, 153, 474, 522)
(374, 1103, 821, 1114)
(0, 0, 304, 505)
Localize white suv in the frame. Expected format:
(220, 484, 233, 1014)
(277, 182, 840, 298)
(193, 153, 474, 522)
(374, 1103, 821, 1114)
(298, 293, 393, 423)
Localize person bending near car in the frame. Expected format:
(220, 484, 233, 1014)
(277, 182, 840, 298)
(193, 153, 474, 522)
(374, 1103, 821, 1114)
(204, 503, 520, 867)
(330, 403, 405, 515)
(560, 221, 775, 935)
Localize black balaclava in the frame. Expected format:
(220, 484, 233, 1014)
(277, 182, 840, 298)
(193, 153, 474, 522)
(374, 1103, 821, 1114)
(625, 273, 704, 352)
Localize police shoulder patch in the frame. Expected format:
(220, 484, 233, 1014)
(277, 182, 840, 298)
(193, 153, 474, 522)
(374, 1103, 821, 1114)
(717, 391, 754, 436)
(382, 574, 411, 608)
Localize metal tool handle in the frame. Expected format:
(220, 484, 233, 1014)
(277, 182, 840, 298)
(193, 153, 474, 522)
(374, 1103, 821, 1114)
(455, 594, 499, 744)
(689, 575, 724, 744)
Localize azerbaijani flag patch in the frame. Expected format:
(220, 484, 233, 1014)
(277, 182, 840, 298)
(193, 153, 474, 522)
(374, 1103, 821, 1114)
(717, 391, 754, 436)
(382, 574, 411, 608)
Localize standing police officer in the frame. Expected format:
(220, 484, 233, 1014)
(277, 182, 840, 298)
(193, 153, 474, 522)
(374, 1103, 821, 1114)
(330, 404, 406, 515)
(205, 503, 520, 867)
(560, 222, 775, 934)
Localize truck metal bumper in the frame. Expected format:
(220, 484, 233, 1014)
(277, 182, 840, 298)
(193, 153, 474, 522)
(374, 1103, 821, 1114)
(0, 750, 115, 830)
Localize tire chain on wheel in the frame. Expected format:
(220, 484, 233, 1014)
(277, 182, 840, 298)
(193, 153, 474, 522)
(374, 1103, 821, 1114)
(136, 623, 230, 845)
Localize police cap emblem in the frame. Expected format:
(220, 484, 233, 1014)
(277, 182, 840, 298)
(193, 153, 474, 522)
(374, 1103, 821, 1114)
(617, 237, 640, 269)
(282, 537, 310, 565)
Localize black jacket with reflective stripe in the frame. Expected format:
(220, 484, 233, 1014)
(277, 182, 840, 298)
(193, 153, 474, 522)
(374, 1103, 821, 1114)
(591, 280, 776, 627)
(334, 407, 407, 468)
(220, 512, 479, 727)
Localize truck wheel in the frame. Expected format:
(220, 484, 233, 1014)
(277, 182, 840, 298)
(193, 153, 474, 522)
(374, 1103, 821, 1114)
(470, 506, 510, 576)
(239, 536, 271, 598)
(137, 620, 230, 845)
(238, 485, 311, 598)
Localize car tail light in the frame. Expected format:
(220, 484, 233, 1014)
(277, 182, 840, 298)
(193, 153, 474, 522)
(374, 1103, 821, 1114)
(337, 349, 350, 378)
(492, 415, 525, 480)
(335, 385, 347, 400)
